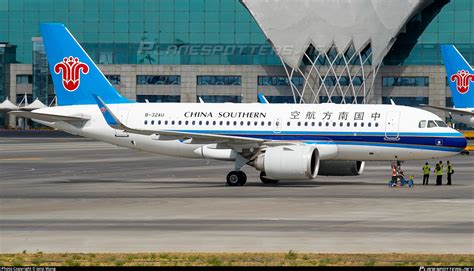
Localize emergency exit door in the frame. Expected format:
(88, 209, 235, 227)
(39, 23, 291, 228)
(385, 111, 400, 140)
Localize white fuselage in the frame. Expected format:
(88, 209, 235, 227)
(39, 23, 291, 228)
(31, 102, 467, 162)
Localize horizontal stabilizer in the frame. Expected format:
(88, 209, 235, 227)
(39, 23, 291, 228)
(9, 111, 90, 122)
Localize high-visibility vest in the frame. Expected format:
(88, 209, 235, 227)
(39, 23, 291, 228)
(447, 165, 454, 174)
(392, 167, 397, 176)
(423, 165, 430, 175)
(436, 164, 443, 176)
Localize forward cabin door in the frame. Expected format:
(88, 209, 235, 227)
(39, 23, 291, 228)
(114, 108, 130, 137)
(384, 111, 400, 140)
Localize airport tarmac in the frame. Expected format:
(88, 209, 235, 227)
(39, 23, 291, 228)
(1, 137, 473, 253)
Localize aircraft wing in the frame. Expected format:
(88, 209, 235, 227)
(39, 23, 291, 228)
(92, 95, 265, 145)
(420, 104, 474, 116)
(9, 111, 90, 122)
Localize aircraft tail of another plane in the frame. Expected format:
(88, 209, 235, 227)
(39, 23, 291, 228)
(441, 45, 474, 108)
(40, 23, 132, 106)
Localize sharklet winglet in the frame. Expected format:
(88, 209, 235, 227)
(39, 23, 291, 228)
(93, 94, 125, 130)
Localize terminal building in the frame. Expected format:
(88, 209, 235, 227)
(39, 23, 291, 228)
(0, 0, 472, 128)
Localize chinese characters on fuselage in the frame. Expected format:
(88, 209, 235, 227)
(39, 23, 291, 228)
(289, 111, 382, 121)
(152, 111, 382, 122)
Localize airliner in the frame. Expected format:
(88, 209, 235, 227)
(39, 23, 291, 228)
(422, 45, 474, 128)
(10, 23, 467, 186)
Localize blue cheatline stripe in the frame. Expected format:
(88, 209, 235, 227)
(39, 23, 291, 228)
(303, 141, 460, 153)
(168, 129, 466, 153)
(175, 129, 462, 137)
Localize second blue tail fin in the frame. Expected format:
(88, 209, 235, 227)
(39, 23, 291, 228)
(441, 45, 474, 108)
(40, 23, 132, 106)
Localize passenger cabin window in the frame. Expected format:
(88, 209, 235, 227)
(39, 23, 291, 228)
(419, 120, 427, 128)
(427, 120, 437, 128)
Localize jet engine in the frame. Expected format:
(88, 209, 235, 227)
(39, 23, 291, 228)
(318, 160, 365, 176)
(253, 145, 319, 180)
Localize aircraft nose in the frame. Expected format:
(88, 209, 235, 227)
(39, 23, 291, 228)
(450, 130, 468, 150)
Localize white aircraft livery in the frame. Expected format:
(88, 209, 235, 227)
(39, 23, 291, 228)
(422, 45, 474, 128)
(11, 23, 467, 186)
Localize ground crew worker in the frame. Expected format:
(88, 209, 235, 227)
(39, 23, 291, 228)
(435, 161, 443, 186)
(422, 162, 430, 185)
(446, 161, 454, 185)
(391, 164, 397, 184)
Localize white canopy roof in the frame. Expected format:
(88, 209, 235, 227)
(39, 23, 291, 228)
(21, 98, 47, 111)
(241, 0, 433, 69)
(0, 98, 19, 111)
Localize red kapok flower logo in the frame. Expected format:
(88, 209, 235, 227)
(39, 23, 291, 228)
(451, 70, 474, 94)
(54, 56, 89, 92)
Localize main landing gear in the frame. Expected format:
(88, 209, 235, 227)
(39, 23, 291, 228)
(226, 153, 249, 186)
(226, 171, 247, 186)
(226, 171, 281, 186)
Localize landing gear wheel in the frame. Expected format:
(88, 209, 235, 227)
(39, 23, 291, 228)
(226, 171, 247, 186)
(260, 172, 279, 185)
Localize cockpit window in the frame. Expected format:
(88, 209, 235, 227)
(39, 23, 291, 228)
(418, 120, 427, 128)
(427, 120, 437, 128)
(435, 120, 448, 128)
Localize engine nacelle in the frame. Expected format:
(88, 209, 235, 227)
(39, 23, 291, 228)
(254, 145, 320, 180)
(318, 160, 365, 176)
